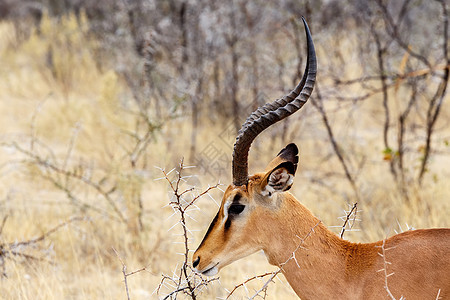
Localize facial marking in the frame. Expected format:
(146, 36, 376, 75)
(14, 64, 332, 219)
(222, 193, 244, 231)
(198, 211, 219, 247)
(223, 200, 231, 221)
(225, 218, 232, 230)
(223, 193, 242, 219)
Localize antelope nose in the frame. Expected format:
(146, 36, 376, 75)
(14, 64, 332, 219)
(193, 256, 200, 268)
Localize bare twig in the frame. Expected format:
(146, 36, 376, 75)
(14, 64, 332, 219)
(418, 0, 449, 184)
(371, 21, 397, 182)
(113, 247, 150, 300)
(9, 142, 125, 223)
(331, 64, 449, 86)
(0, 215, 8, 235)
(0, 217, 84, 277)
(395, 80, 418, 201)
(157, 160, 220, 299)
(226, 271, 278, 299)
(375, 0, 431, 69)
(376, 239, 403, 300)
(339, 202, 358, 239)
(6, 216, 84, 249)
(312, 86, 360, 202)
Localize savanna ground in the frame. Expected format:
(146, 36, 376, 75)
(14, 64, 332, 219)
(0, 1, 449, 299)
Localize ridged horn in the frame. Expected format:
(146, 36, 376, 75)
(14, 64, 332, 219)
(232, 17, 317, 186)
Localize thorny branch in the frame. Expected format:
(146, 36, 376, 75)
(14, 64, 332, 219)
(156, 159, 220, 299)
(226, 272, 279, 299)
(339, 202, 358, 239)
(376, 235, 443, 300)
(113, 247, 150, 300)
(376, 239, 402, 300)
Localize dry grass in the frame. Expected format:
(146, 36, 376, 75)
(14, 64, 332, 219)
(0, 13, 449, 300)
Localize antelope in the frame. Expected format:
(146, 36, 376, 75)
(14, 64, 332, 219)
(192, 18, 450, 299)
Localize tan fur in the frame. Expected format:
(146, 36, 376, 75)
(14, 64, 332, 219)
(193, 154, 450, 299)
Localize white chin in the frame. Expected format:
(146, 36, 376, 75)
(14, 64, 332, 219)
(202, 266, 218, 276)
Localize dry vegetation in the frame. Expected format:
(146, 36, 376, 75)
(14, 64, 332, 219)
(0, 0, 449, 299)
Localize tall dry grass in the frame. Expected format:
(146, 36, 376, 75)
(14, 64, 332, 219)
(0, 10, 449, 300)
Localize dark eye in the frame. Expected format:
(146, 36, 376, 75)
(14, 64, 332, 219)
(229, 204, 245, 215)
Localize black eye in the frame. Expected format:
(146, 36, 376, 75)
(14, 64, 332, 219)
(229, 204, 245, 215)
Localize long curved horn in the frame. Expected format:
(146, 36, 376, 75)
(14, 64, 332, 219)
(232, 17, 317, 186)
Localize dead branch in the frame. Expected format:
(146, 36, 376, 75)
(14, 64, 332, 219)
(226, 271, 279, 299)
(376, 239, 403, 300)
(113, 247, 150, 300)
(7, 216, 84, 249)
(0, 215, 8, 235)
(418, 0, 449, 184)
(0, 216, 84, 277)
(8, 141, 125, 223)
(311, 85, 360, 202)
(340, 202, 358, 239)
(156, 159, 220, 299)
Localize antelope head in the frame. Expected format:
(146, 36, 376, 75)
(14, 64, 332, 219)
(192, 17, 316, 276)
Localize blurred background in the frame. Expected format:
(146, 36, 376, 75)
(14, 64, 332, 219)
(0, 0, 448, 299)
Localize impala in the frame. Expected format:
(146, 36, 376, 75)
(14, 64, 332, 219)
(192, 18, 450, 299)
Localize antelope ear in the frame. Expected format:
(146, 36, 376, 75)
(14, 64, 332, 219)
(263, 143, 299, 174)
(261, 144, 299, 196)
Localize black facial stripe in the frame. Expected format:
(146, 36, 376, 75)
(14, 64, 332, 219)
(223, 194, 244, 234)
(225, 218, 231, 230)
(198, 211, 219, 248)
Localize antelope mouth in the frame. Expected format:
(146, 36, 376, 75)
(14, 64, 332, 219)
(200, 263, 219, 276)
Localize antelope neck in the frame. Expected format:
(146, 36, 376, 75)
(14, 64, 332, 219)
(260, 195, 357, 299)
